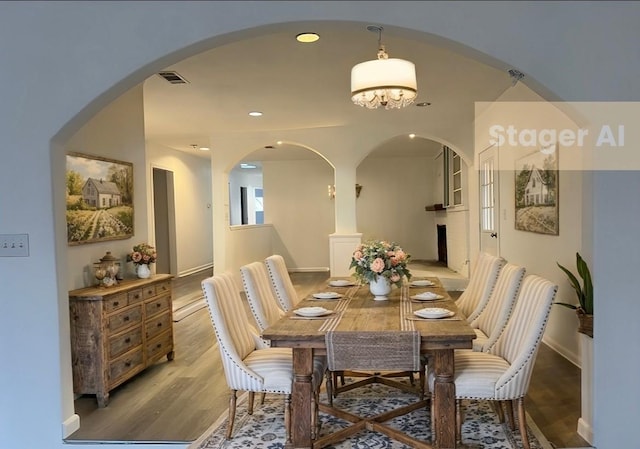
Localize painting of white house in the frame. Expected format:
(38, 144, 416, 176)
(514, 150, 559, 235)
(66, 152, 134, 245)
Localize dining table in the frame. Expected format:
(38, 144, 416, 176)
(261, 277, 476, 449)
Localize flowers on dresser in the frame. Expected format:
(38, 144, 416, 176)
(127, 243, 157, 266)
(349, 240, 412, 287)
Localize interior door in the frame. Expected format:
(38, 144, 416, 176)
(152, 167, 177, 275)
(479, 145, 500, 256)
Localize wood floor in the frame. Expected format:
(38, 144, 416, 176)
(66, 265, 589, 448)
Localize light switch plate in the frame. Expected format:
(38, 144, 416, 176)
(0, 234, 29, 257)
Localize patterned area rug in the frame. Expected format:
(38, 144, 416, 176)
(190, 381, 553, 449)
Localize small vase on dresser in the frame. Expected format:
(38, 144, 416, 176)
(137, 264, 151, 279)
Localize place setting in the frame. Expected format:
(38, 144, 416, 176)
(289, 306, 338, 320)
(409, 279, 436, 288)
(406, 307, 460, 321)
(409, 291, 445, 302)
(309, 291, 343, 301)
(327, 279, 357, 288)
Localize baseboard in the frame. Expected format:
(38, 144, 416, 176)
(577, 418, 594, 446)
(541, 335, 580, 368)
(178, 263, 213, 278)
(62, 413, 80, 438)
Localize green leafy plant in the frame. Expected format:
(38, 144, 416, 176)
(556, 252, 593, 315)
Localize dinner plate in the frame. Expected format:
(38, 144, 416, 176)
(413, 307, 454, 319)
(312, 292, 342, 299)
(294, 307, 332, 317)
(410, 280, 435, 287)
(410, 292, 444, 301)
(328, 279, 355, 287)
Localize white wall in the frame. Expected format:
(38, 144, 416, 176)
(356, 155, 438, 260)
(147, 142, 213, 276)
(64, 86, 148, 290)
(263, 159, 335, 269)
(1, 3, 639, 449)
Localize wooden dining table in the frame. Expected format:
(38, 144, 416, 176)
(261, 277, 476, 449)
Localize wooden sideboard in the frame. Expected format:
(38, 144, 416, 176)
(69, 274, 174, 407)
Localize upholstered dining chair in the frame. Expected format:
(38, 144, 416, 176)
(201, 272, 326, 441)
(428, 274, 558, 449)
(456, 252, 505, 323)
(469, 263, 526, 352)
(240, 261, 332, 410)
(264, 254, 300, 312)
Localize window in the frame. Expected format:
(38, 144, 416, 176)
(480, 157, 495, 232)
(443, 146, 464, 207)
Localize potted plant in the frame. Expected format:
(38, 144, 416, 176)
(556, 252, 593, 337)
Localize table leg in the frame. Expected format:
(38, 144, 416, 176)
(290, 347, 313, 449)
(432, 348, 457, 449)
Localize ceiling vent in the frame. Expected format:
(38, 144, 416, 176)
(157, 71, 189, 84)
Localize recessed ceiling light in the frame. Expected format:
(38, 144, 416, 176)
(409, 134, 416, 139)
(248, 111, 263, 117)
(276, 141, 283, 145)
(199, 147, 210, 151)
(240, 163, 257, 169)
(296, 32, 320, 43)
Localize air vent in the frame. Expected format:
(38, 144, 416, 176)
(157, 71, 189, 84)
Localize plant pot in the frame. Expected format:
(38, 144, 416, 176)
(577, 309, 593, 338)
(137, 264, 151, 279)
(369, 276, 391, 301)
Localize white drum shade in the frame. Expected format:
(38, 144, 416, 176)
(351, 58, 417, 109)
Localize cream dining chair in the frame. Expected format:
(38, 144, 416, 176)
(201, 272, 325, 442)
(469, 262, 526, 352)
(428, 274, 558, 449)
(240, 261, 332, 414)
(456, 252, 505, 323)
(264, 254, 300, 312)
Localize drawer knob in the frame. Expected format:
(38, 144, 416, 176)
(125, 338, 131, 343)
(156, 303, 161, 308)
(125, 361, 131, 367)
(113, 301, 119, 307)
(124, 316, 130, 322)
(157, 323, 162, 328)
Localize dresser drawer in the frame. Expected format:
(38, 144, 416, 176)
(108, 304, 142, 334)
(146, 332, 173, 361)
(109, 348, 143, 383)
(145, 311, 172, 340)
(155, 280, 171, 296)
(145, 294, 171, 317)
(142, 284, 157, 299)
(108, 327, 143, 359)
(104, 292, 128, 313)
(127, 288, 144, 304)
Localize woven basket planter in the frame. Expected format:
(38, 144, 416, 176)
(577, 309, 593, 338)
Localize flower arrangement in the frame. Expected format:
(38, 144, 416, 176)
(349, 240, 412, 287)
(126, 243, 157, 266)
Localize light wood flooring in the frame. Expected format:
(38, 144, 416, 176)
(66, 263, 589, 448)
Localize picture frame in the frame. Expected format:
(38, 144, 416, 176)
(66, 152, 134, 245)
(514, 148, 559, 235)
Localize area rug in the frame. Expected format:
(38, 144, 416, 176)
(190, 381, 553, 449)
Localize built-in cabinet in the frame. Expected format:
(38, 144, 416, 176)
(68, 274, 174, 407)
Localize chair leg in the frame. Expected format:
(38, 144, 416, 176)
(325, 370, 334, 406)
(260, 392, 266, 405)
(516, 397, 531, 449)
(284, 394, 292, 445)
(492, 401, 505, 423)
(226, 390, 237, 440)
(504, 399, 516, 431)
(456, 399, 463, 444)
(248, 391, 255, 415)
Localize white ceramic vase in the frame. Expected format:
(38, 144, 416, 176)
(137, 264, 151, 279)
(369, 276, 391, 300)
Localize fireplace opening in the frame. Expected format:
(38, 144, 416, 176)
(437, 224, 447, 264)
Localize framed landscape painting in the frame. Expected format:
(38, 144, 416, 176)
(66, 152, 134, 245)
(514, 149, 559, 235)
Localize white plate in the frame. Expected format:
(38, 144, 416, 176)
(410, 280, 435, 287)
(410, 292, 444, 301)
(414, 308, 454, 319)
(312, 292, 342, 299)
(329, 279, 355, 287)
(294, 307, 331, 317)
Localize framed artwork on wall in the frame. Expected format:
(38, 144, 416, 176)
(66, 152, 134, 245)
(514, 148, 559, 235)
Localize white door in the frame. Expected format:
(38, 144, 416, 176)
(479, 145, 500, 256)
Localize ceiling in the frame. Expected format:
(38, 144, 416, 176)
(142, 22, 516, 165)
